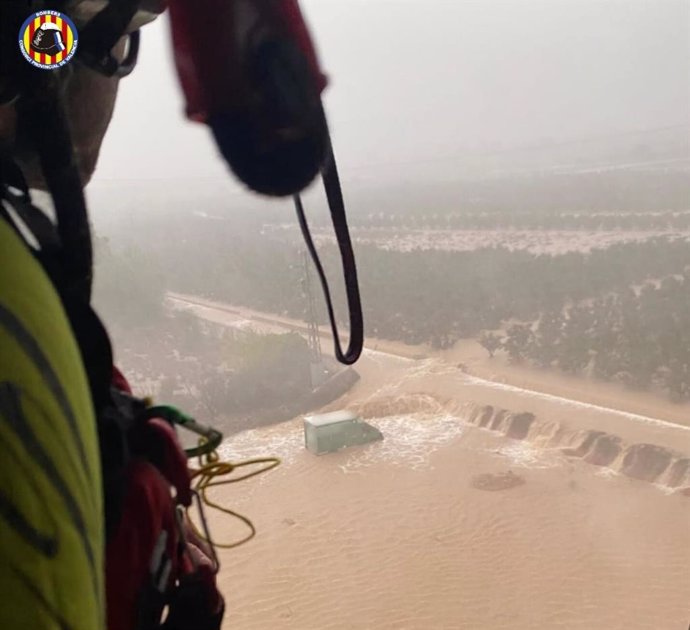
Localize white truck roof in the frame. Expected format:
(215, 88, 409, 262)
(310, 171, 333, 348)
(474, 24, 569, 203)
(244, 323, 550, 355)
(304, 409, 359, 427)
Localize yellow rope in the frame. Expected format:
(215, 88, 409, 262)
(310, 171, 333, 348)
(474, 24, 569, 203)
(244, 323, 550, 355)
(187, 445, 281, 550)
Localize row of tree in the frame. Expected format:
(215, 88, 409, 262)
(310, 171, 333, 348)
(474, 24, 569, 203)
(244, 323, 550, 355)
(481, 273, 690, 401)
(345, 209, 690, 232)
(304, 169, 690, 226)
(93, 201, 690, 402)
(334, 237, 690, 348)
(97, 213, 689, 356)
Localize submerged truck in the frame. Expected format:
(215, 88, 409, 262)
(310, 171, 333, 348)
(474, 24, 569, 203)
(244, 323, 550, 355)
(304, 410, 383, 455)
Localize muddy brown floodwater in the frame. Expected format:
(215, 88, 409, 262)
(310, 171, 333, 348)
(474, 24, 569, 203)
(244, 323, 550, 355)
(193, 345, 690, 630)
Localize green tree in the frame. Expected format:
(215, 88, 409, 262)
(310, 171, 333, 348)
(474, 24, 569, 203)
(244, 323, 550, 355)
(504, 324, 534, 364)
(478, 331, 503, 358)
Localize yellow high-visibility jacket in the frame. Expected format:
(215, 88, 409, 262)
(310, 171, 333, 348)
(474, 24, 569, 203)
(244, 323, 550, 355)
(0, 218, 104, 629)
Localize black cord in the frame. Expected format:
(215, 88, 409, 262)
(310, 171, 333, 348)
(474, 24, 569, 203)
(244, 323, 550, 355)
(293, 143, 363, 365)
(15, 70, 93, 301)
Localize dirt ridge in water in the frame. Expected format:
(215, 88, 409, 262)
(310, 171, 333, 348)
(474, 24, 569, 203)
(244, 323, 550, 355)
(352, 394, 690, 491)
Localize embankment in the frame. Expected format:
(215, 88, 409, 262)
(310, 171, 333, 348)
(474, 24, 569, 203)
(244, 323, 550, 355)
(352, 393, 690, 491)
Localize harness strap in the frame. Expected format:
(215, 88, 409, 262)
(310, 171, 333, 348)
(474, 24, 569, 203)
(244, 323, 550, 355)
(1, 152, 111, 413)
(16, 72, 93, 302)
(294, 135, 364, 365)
(78, 0, 143, 76)
(0, 158, 60, 252)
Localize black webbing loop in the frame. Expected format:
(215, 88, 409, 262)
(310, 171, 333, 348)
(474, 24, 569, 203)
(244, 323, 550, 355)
(294, 140, 364, 365)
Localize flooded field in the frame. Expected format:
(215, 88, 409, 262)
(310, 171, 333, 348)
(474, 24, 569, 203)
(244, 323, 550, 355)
(172, 299, 690, 630)
(211, 347, 690, 630)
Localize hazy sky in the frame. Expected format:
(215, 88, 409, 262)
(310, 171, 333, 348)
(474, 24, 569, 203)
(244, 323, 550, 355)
(95, 0, 689, 186)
